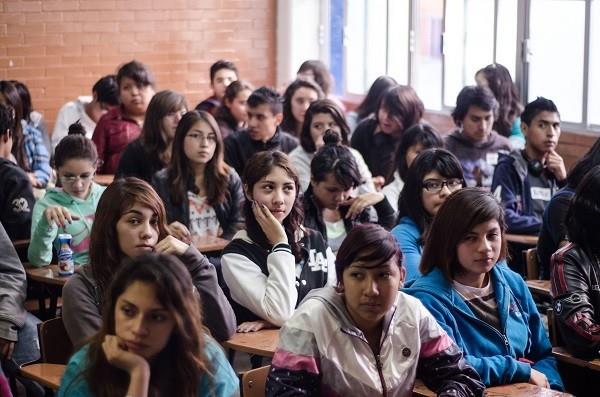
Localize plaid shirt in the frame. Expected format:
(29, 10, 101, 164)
(22, 123, 51, 185)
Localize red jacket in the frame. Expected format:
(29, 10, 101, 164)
(92, 106, 141, 174)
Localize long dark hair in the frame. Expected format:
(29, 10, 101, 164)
(355, 76, 398, 120)
(311, 130, 361, 190)
(419, 188, 508, 279)
(299, 99, 349, 153)
(297, 60, 333, 95)
(76, 254, 210, 397)
(565, 165, 600, 257)
(0, 81, 27, 170)
(398, 149, 465, 236)
(243, 151, 303, 260)
(168, 110, 230, 206)
(215, 80, 253, 133)
(140, 90, 187, 162)
(280, 78, 323, 136)
(88, 178, 169, 297)
(392, 123, 444, 182)
(566, 137, 600, 188)
(375, 85, 424, 136)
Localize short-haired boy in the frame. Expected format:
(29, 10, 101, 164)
(195, 60, 238, 116)
(224, 86, 298, 174)
(492, 97, 565, 234)
(445, 86, 512, 189)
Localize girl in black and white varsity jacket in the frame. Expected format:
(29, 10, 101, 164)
(221, 151, 336, 332)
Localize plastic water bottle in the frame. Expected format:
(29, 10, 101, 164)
(57, 233, 74, 276)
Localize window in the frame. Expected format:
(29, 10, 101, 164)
(589, 0, 600, 125)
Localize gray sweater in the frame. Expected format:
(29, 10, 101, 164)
(0, 222, 27, 342)
(62, 245, 236, 347)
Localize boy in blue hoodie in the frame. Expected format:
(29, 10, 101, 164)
(491, 97, 566, 235)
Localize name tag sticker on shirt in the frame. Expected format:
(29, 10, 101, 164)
(530, 187, 551, 201)
(486, 152, 499, 165)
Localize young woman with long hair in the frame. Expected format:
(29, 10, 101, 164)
(280, 78, 323, 137)
(346, 75, 397, 132)
(215, 80, 254, 138)
(152, 110, 244, 241)
(62, 177, 236, 347)
(59, 253, 238, 397)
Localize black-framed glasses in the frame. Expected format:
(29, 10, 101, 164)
(422, 178, 463, 193)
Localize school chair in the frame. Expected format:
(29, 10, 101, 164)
(242, 365, 270, 397)
(524, 247, 539, 280)
(38, 317, 73, 364)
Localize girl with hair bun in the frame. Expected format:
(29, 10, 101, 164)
(28, 122, 105, 267)
(303, 130, 395, 253)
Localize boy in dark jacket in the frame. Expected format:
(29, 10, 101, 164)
(195, 60, 238, 115)
(491, 97, 566, 234)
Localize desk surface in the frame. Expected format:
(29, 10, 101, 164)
(553, 346, 600, 371)
(193, 235, 230, 253)
(20, 363, 64, 390)
(25, 264, 77, 286)
(222, 329, 279, 357)
(94, 174, 114, 186)
(505, 233, 539, 246)
(413, 379, 572, 396)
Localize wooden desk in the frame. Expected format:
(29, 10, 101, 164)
(553, 347, 600, 372)
(193, 235, 230, 254)
(20, 363, 65, 390)
(25, 264, 78, 319)
(505, 233, 539, 246)
(25, 264, 78, 287)
(222, 329, 279, 358)
(94, 174, 114, 186)
(526, 279, 551, 299)
(412, 379, 572, 396)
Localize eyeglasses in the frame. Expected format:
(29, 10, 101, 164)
(60, 174, 94, 184)
(422, 178, 463, 193)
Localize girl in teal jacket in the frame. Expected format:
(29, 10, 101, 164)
(28, 123, 105, 267)
(406, 188, 563, 390)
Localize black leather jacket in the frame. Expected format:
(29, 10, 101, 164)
(551, 243, 600, 358)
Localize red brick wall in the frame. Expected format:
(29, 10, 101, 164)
(0, 0, 276, 131)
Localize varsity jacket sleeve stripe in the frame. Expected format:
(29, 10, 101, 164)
(221, 248, 297, 326)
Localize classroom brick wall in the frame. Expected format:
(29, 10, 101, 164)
(0, 0, 276, 130)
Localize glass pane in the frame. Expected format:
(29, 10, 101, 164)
(590, 0, 600, 125)
(414, 0, 444, 110)
(443, 0, 494, 107)
(291, 0, 321, 72)
(495, 0, 518, 79)
(345, 0, 367, 93)
(387, 0, 410, 85)
(528, 0, 585, 123)
(364, 0, 388, 87)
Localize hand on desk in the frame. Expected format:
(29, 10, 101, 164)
(529, 368, 550, 389)
(237, 320, 275, 333)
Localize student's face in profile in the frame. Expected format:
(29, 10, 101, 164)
(58, 158, 96, 199)
(212, 69, 238, 100)
(114, 281, 175, 360)
(377, 105, 401, 136)
(522, 111, 561, 156)
(247, 104, 282, 142)
(249, 166, 296, 223)
(120, 77, 155, 117)
(183, 120, 217, 167)
(310, 112, 341, 150)
(461, 106, 494, 142)
(455, 219, 502, 287)
(161, 108, 187, 142)
(405, 143, 425, 169)
(421, 170, 463, 216)
(116, 202, 160, 258)
(226, 89, 251, 124)
(341, 257, 404, 332)
(311, 173, 353, 210)
(291, 87, 319, 126)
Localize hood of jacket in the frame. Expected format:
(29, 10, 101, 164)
(447, 129, 507, 151)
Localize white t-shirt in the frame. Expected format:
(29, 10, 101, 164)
(52, 96, 95, 150)
(188, 191, 220, 237)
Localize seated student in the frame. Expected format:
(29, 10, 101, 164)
(58, 253, 238, 397)
(93, 60, 156, 175)
(267, 223, 485, 397)
(12, 80, 51, 153)
(551, 166, 600, 359)
(303, 131, 395, 253)
(537, 137, 600, 279)
(28, 123, 105, 267)
(195, 59, 238, 116)
(383, 123, 444, 213)
(445, 86, 511, 189)
(116, 90, 187, 182)
(391, 149, 465, 282)
(152, 111, 244, 241)
(346, 75, 397, 133)
(0, 104, 34, 241)
(289, 99, 374, 193)
(62, 177, 236, 347)
(475, 64, 525, 149)
(351, 85, 424, 190)
(215, 80, 253, 138)
(224, 86, 298, 175)
(297, 59, 346, 112)
(491, 97, 565, 235)
(0, 81, 51, 188)
(52, 75, 119, 150)
(406, 188, 563, 390)
(221, 151, 335, 332)
(280, 78, 323, 137)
